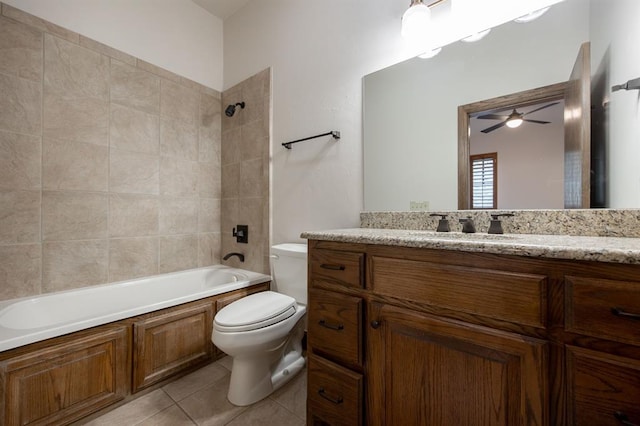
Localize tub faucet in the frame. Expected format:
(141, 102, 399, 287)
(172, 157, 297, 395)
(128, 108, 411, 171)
(223, 252, 245, 262)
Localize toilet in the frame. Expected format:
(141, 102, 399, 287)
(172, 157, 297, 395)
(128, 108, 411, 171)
(212, 243, 307, 406)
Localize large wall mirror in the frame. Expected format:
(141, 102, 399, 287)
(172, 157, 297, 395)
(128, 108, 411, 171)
(364, 0, 640, 211)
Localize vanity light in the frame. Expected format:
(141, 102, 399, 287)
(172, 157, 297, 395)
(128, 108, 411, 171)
(461, 28, 491, 42)
(418, 47, 442, 58)
(401, 0, 431, 43)
(514, 7, 551, 23)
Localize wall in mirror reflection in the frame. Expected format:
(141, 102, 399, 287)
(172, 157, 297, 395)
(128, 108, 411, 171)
(364, 0, 640, 211)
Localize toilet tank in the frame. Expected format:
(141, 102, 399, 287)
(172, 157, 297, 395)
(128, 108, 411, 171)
(271, 243, 307, 305)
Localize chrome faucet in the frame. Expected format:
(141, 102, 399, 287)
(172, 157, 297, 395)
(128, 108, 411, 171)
(223, 252, 245, 262)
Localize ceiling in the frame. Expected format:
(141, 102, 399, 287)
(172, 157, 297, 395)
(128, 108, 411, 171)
(191, 0, 251, 20)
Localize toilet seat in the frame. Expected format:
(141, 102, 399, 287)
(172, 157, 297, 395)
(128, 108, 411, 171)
(214, 291, 297, 333)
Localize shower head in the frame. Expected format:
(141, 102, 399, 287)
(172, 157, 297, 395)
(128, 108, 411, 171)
(225, 102, 245, 117)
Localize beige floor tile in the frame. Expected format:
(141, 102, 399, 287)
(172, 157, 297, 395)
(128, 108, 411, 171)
(177, 375, 246, 426)
(271, 368, 307, 420)
(84, 389, 173, 426)
(226, 399, 304, 426)
(163, 362, 229, 402)
(136, 405, 196, 426)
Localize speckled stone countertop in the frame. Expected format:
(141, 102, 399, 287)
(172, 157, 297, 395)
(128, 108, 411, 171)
(301, 228, 640, 265)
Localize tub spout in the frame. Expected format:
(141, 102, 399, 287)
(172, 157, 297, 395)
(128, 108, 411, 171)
(223, 252, 245, 262)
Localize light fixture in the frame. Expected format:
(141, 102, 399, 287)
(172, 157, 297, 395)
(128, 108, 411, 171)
(461, 28, 491, 42)
(514, 7, 550, 23)
(418, 47, 442, 59)
(401, 0, 431, 43)
(505, 110, 524, 128)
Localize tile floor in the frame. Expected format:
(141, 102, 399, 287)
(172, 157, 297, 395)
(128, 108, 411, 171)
(84, 356, 306, 426)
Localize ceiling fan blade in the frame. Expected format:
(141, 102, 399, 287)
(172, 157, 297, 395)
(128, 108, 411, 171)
(523, 119, 551, 124)
(523, 102, 559, 116)
(477, 114, 508, 120)
(481, 121, 508, 133)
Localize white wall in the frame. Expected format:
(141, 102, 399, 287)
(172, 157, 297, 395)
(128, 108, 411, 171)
(223, 0, 424, 244)
(470, 112, 565, 209)
(2, 0, 223, 90)
(364, 0, 589, 211)
(590, 0, 640, 207)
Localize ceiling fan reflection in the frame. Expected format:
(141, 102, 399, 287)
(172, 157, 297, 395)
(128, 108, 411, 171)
(477, 102, 558, 133)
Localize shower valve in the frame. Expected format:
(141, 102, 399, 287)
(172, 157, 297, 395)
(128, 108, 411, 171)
(233, 225, 248, 243)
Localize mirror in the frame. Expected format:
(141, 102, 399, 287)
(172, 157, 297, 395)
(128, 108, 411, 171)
(364, 0, 640, 211)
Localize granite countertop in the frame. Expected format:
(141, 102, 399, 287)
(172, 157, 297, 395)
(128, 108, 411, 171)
(301, 228, 640, 264)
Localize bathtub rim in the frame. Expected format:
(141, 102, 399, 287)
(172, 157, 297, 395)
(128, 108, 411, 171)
(0, 265, 271, 353)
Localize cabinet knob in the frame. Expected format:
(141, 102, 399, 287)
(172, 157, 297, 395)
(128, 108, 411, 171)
(370, 320, 381, 329)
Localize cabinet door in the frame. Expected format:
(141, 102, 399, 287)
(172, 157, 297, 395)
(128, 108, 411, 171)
(367, 302, 548, 426)
(133, 301, 214, 392)
(567, 345, 640, 426)
(0, 326, 130, 426)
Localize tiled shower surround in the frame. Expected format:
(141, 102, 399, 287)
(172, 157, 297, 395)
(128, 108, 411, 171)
(0, 4, 227, 301)
(220, 70, 271, 275)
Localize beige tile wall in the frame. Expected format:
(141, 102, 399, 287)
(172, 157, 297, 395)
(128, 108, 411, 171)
(221, 69, 271, 274)
(0, 3, 223, 301)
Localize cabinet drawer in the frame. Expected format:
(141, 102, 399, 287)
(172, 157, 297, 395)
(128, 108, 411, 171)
(567, 345, 640, 426)
(310, 249, 364, 289)
(371, 256, 548, 328)
(308, 354, 363, 426)
(566, 276, 640, 345)
(308, 288, 362, 367)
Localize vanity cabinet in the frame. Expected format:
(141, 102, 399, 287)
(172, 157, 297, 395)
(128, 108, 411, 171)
(306, 239, 640, 426)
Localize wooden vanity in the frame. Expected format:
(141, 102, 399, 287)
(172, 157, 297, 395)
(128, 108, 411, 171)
(305, 235, 640, 426)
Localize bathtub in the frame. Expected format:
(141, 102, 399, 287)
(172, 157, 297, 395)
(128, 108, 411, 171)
(0, 265, 271, 352)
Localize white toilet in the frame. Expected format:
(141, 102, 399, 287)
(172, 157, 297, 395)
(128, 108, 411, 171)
(211, 243, 307, 406)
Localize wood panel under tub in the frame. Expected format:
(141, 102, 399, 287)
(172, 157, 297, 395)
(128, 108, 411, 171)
(0, 283, 268, 426)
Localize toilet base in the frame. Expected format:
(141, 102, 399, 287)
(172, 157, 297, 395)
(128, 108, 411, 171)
(227, 320, 306, 406)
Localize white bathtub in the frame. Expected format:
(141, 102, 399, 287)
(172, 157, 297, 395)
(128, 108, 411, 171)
(0, 265, 271, 352)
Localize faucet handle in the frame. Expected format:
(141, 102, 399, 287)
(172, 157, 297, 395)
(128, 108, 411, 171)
(488, 213, 514, 234)
(490, 213, 514, 220)
(429, 213, 450, 232)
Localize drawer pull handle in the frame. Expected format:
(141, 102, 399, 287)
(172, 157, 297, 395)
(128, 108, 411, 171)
(371, 320, 381, 329)
(320, 263, 346, 271)
(319, 320, 344, 331)
(318, 387, 343, 405)
(614, 411, 638, 426)
(611, 307, 640, 320)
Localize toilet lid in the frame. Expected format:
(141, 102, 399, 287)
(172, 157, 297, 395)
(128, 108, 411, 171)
(214, 291, 297, 332)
